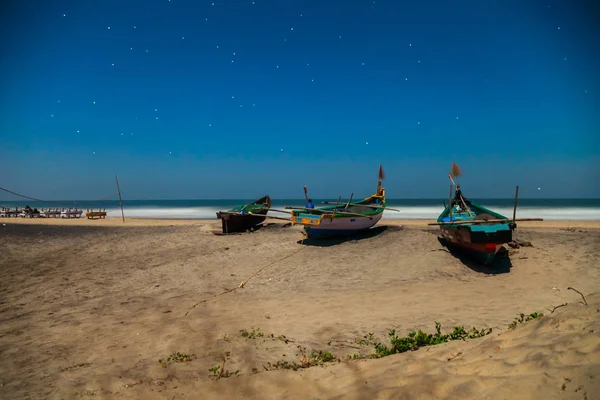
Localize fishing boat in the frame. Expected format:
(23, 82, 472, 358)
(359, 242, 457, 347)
(432, 163, 542, 265)
(216, 195, 272, 234)
(288, 165, 387, 238)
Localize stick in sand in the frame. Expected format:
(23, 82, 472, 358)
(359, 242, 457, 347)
(115, 174, 125, 223)
(513, 185, 519, 223)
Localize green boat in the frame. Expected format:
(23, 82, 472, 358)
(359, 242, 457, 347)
(434, 163, 542, 265)
(437, 188, 516, 265)
(216, 195, 272, 234)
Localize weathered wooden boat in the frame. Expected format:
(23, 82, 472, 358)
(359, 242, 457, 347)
(289, 165, 387, 238)
(216, 195, 272, 234)
(436, 193, 515, 265)
(432, 163, 542, 265)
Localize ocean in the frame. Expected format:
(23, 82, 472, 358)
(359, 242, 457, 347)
(1, 199, 599, 220)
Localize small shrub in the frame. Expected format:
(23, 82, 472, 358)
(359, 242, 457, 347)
(240, 327, 264, 339)
(508, 312, 544, 329)
(208, 365, 239, 380)
(373, 322, 492, 358)
(158, 352, 195, 368)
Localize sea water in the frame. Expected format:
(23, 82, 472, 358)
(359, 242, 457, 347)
(1, 199, 599, 220)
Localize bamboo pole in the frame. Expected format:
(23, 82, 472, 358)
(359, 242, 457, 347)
(269, 208, 293, 214)
(333, 196, 342, 210)
(115, 175, 125, 223)
(322, 202, 399, 212)
(513, 185, 519, 223)
(448, 174, 457, 187)
(331, 196, 342, 221)
(345, 193, 354, 210)
(285, 206, 330, 212)
(428, 218, 543, 226)
(448, 184, 453, 222)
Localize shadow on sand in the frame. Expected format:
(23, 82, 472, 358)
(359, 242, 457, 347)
(437, 237, 512, 275)
(297, 225, 392, 247)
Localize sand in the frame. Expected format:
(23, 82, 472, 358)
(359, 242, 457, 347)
(1, 218, 599, 399)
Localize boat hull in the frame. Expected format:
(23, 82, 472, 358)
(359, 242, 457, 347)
(304, 213, 383, 238)
(216, 195, 271, 234)
(216, 212, 267, 234)
(440, 224, 512, 265)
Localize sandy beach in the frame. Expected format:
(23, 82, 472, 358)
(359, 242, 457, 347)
(1, 218, 599, 399)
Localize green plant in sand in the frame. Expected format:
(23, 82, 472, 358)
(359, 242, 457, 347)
(507, 312, 544, 329)
(240, 327, 264, 339)
(263, 348, 339, 371)
(373, 322, 492, 358)
(158, 352, 195, 368)
(209, 364, 239, 379)
(356, 332, 375, 346)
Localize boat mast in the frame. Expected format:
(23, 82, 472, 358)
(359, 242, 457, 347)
(377, 164, 384, 194)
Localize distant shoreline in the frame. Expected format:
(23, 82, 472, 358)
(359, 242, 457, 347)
(2, 217, 599, 229)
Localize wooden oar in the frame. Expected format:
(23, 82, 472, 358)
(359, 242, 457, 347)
(428, 218, 543, 226)
(269, 208, 293, 214)
(333, 195, 342, 210)
(285, 206, 331, 213)
(288, 207, 375, 220)
(322, 202, 399, 212)
(227, 211, 291, 222)
(303, 185, 309, 203)
(345, 193, 354, 210)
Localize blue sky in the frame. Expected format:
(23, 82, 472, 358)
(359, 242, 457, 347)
(0, 0, 598, 200)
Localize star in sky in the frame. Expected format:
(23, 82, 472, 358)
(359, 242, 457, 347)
(5, 0, 594, 200)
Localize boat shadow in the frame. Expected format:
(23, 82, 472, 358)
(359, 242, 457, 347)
(437, 237, 512, 274)
(298, 226, 390, 247)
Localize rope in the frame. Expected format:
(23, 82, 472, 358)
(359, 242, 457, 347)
(0, 186, 116, 205)
(184, 239, 306, 317)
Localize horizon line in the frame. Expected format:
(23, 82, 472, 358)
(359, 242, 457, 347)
(2, 197, 600, 202)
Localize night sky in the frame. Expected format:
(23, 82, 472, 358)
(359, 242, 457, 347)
(1, 0, 598, 200)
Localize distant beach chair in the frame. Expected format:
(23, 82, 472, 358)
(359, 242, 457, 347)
(61, 208, 83, 218)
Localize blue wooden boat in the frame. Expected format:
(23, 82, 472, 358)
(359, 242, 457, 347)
(436, 191, 515, 265)
(433, 163, 542, 265)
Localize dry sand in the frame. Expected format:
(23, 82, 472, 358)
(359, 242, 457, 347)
(1, 218, 599, 399)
